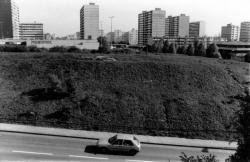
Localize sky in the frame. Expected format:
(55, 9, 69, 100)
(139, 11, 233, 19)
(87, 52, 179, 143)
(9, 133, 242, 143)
(15, 0, 250, 37)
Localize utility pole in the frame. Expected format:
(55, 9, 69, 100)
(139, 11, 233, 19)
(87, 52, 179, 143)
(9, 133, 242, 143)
(109, 16, 114, 48)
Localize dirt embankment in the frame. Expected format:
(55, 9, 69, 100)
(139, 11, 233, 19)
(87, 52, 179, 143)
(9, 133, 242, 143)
(0, 53, 249, 140)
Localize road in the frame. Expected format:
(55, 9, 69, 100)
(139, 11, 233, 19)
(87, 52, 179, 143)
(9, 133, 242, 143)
(0, 132, 235, 162)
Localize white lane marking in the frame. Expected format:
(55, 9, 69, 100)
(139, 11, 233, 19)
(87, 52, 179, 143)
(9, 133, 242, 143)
(12, 150, 53, 156)
(126, 160, 158, 162)
(69, 155, 109, 160)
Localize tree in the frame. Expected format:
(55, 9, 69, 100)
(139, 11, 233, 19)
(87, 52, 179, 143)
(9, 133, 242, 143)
(193, 38, 200, 56)
(196, 43, 206, 56)
(177, 45, 187, 54)
(206, 43, 222, 58)
(245, 52, 250, 63)
(98, 36, 109, 53)
(162, 40, 170, 53)
(186, 44, 194, 56)
(168, 43, 177, 54)
(230, 92, 250, 162)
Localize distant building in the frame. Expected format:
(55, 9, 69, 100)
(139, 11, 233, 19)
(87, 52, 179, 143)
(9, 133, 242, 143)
(99, 29, 104, 37)
(44, 33, 55, 40)
(165, 14, 190, 38)
(240, 22, 250, 42)
(189, 21, 205, 37)
(121, 32, 129, 44)
(129, 28, 138, 45)
(80, 3, 99, 40)
(106, 32, 114, 43)
(0, 39, 99, 50)
(20, 23, 43, 40)
(221, 23, 239, 42)
(138, 8, 166, 46)
(0, 0, 20, 39)
(114, 30, 124, 43)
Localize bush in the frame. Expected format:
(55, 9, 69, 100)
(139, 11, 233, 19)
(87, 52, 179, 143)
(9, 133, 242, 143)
(67, 46, 81, 53)
(27, 46, 42, 52)
(186, 44, 195, 56)
(1, 45, 28, 52)
(179, 152, 219, 162)
(49, 46, 67, 53)
(245, 52, 250, 63)
(206, 43, 222, 58)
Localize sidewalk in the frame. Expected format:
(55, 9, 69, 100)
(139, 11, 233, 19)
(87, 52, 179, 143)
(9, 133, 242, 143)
(0, 123, 237, 150)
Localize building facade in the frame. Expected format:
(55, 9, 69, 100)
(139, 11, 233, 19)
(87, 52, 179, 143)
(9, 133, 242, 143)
(20, 23, 43, 40)
(80, 3, 99, 40)
(129, 28, 138, 45)
(165, 14, 190, 38)
(221, 23, 239, 42)
(240, 22, 250, 42)
(189, 21, 205, 37)
(0, 0, 19, 39)
(138, 8, 166, 46)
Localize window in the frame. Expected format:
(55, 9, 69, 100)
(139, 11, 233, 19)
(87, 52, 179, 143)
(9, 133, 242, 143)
(88, 35, 92, 40)
(112, 140, 123, 145)
(123, 140, 134, 146)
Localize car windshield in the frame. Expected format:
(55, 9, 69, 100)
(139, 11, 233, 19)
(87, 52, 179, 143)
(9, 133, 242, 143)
(108, 135, 117, 144)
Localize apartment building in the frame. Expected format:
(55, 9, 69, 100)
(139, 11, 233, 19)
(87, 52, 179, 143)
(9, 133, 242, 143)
(189, 21, 205, 37)
(0, 0, 20, 39)
(221, 23, 239, 42)
(240, 22, 250, 42)
(165, 14, 190, 38)
(20, 23, 43, 40)
(138, 8, 166, 46)
(80, 3, 99, 40)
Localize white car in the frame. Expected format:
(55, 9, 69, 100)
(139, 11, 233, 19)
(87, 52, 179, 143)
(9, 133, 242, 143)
(96, 134, 141, 155)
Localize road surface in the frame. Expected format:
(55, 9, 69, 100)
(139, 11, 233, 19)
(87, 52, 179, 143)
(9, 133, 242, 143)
(0, 132, 235, 162)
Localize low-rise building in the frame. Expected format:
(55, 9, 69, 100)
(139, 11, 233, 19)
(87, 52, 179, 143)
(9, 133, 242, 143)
(20, 23, 43, 40)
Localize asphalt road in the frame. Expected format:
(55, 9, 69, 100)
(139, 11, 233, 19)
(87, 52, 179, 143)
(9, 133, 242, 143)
(0, 132, 235, 162)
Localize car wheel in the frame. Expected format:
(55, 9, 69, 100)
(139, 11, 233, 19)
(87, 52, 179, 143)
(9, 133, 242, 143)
(100, 147, 108, 153)
(129, 149, 137, 156)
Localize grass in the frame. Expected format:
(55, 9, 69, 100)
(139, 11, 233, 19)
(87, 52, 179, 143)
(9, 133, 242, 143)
(0, 52, 249, 140)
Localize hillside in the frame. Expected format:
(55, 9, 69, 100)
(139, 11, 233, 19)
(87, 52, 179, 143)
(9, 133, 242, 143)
(0, 52, 249, 140)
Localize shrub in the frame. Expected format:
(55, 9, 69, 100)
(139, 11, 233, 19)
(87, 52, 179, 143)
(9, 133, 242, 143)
(196, 43, 206, 56)
(206, 43, 222, 58)
(179, 152, 219, 162)
(67, 46, 81, 53)
(245, 52, 250, 63)
(230, 93, 250, 162)
(27, 46, 42, 52)
(177, 45, 187, 54)
(2, 45, 28, 52)
(49, 46, 67, 53)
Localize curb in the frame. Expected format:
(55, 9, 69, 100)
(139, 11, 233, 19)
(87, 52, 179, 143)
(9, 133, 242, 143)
(0, 123, 237, 151)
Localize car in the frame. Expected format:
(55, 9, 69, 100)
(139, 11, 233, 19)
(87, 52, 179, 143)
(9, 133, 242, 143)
(96, 134, 141, 155)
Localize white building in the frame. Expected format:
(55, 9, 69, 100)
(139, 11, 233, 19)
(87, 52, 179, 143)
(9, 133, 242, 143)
(165, 14, 190, 38)
(240, 22, 250, 42)
(129, 28, 138, 45)
(80, 3, 99, 40)
(189, 21, 205, 37)
(138, 8, 166, 46)
(221, 23, 240, 42)
(20, 23, 43, 40)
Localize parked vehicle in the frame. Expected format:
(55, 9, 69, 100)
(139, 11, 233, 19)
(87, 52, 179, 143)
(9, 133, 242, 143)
(96, 134, 141, 155)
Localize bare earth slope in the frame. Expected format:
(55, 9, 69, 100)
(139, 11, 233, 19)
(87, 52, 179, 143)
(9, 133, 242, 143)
(0, 53, 249, 140)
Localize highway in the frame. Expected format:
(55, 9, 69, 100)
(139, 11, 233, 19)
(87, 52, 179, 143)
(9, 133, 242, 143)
(0, 132, 235, 162)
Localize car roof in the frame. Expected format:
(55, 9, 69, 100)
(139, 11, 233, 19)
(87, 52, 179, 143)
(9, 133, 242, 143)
(116, 134, 134, 140)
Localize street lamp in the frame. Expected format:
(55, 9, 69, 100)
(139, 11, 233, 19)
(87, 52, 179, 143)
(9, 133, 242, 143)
(109, 16, 114, 48)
